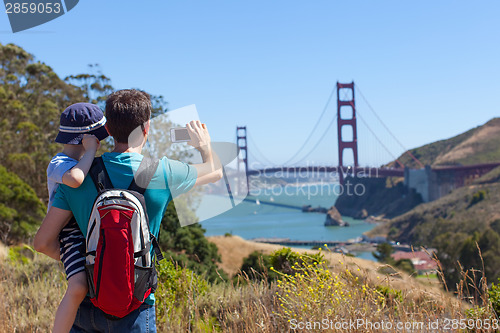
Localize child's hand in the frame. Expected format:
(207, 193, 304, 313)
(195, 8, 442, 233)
(82, 134, 100, 152)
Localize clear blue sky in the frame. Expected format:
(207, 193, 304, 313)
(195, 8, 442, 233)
(1, 1, 499, 167)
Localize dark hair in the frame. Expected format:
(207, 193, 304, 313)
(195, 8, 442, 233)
(105, 89, 152, 143)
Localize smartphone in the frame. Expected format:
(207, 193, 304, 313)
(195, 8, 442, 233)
(170, 127, 191, 143)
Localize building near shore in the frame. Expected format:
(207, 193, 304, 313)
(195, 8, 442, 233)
(391, 250, 437, 274)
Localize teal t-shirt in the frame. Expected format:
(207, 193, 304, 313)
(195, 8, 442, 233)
(52, 152, 197, 304)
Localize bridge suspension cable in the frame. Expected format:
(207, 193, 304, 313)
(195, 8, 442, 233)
(291, 113, 337, 166)
(280, 82, 337, 166)
(355, 84, 424, 168)
(247, 152, 268, 168)
(356, 110, 404, 168)
(247, 131, 277, 166)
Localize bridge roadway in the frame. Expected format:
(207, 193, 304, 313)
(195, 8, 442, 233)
(247, 163, 500, 179)
(246, 166, 404, 177)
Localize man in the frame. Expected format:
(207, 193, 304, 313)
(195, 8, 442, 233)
(34, 89, 222, 332)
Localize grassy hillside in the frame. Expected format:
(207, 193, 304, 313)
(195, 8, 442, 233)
(210, 235, 426, 286)
(369, 172, 500, 287)
(1, 240, 478, 333)
(396, 118, 500, 167)
(336, 118, 500, 220)
(369, 183, 500, 244)
(366, 117, 500, 290)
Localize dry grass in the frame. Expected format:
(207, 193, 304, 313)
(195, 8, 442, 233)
(0, 241, 8, 260)
(209, 235, 457, 307)
(209, 235, 385, 277)
(1, 240, 497, 332)
(435, 123, 500, 165)
(0, 250, 66, 333)
(208, 235, 305, 276)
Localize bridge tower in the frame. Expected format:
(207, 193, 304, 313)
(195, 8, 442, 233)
(236, 126, 249, 194)
(337, 82, 359, 185)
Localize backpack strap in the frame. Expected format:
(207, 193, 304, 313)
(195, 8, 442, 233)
(128, 157, 164, 263)
(128, 157, 159, 195)
(150, 233, 164, 262)
(89, 157, 114, 192)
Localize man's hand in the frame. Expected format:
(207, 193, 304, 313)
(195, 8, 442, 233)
(186, 120, 210, 150)
(185, 120, 223, 186)
(82, 134, 100, 152)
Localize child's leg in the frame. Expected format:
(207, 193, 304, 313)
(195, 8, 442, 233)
(53, 271, 88, 333)
(34, 209, 73, 260)
(53, 217, 87, 333)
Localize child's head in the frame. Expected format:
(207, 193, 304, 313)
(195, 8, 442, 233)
(55, 103, 109, 145)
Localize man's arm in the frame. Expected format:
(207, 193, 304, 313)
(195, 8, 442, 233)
(186, 121, 223, 186)
(62, 134, 100, 188)
(34, 207, 73, 260)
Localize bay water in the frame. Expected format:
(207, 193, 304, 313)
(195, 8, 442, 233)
(199, 183, 376, 246)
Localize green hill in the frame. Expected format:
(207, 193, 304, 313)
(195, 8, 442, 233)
(335, 118, 500, 220)
(396, 118, 500, 168)
(369, 180, 500, 245)
(369, 118, 500, 288)
(368, 167, 500, 288)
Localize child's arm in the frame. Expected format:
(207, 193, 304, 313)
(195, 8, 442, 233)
(62, 134, 100, 188)
(34, 207, 73, 260)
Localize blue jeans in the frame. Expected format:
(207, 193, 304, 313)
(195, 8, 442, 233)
(70, 297, 156, 333)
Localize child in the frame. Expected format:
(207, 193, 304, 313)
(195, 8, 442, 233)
(44, 103, 109, 333)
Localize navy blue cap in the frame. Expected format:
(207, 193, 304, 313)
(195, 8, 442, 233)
(55, 103, 109, 144)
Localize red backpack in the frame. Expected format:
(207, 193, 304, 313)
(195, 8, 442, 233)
(84, 157, 163, 318)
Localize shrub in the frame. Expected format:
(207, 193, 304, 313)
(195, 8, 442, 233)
(376, 285, 403, 306)
(272, 253, 383, 322)
(235, 251, 278, 283)
(469, 190, 487, 207)
(7, 244, 35, 265)
(488, 279, 500, 317)
(394, 259, 416, 275)
(155, 260, 208, 328)
(270, 247, 324, 276)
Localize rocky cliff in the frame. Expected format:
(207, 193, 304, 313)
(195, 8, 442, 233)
(334, 176, 423, 219)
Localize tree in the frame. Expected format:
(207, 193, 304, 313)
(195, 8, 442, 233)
(434, 230, 498, 292)
(64, 64, 114, 107)
(0, 43, 87, 202)
(0, 43, 223, 278)
(0, 165, 45, 244)
(0, 43, 187, 204)
(479, 230, 500, 281)
(158, 202, 227, 282)
(372, 243, 395, 264)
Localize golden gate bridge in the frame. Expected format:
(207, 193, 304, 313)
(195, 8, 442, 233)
(233, 82, 500, 202)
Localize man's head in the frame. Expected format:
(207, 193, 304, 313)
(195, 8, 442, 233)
(105, 89, 152, 144)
